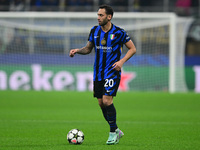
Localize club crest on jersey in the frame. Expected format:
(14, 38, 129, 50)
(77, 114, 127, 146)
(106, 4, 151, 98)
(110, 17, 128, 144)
(101, 39, 106, 45)
(110, 34, 115, 40)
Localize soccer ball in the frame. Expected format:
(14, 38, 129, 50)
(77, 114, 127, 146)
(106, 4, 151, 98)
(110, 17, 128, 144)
(67, 129, 84, 144)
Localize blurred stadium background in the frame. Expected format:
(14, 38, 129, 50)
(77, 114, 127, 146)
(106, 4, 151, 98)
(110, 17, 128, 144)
(0, 0, 200, 93)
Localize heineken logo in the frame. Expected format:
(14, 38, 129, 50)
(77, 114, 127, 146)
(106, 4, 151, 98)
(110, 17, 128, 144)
(0, 64, 136, 91)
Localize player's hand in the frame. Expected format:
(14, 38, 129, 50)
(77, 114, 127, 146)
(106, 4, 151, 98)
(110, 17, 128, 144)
(112, 61, 123, 71)
(69, 49, 78, 57)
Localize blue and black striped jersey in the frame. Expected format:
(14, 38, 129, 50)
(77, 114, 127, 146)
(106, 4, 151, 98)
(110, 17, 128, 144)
(88, 24, 131, 81)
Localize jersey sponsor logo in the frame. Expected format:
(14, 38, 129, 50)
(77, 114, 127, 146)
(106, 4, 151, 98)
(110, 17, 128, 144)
(95, 46, 112, 53)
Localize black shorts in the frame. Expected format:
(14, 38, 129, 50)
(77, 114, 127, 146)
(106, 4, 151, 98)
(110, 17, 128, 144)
(93, 78, 120, 98)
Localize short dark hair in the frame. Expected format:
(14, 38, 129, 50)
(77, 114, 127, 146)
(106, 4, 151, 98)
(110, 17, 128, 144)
(99, 4, 114, 18)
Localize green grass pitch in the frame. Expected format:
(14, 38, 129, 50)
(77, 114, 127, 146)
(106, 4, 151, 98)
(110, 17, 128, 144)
(0, 91, 200, 150)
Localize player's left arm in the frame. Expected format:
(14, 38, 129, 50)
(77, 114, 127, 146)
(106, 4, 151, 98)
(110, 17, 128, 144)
(112, 40, 136, 71)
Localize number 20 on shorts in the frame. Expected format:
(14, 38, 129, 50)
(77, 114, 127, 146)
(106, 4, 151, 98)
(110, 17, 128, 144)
(104, 79, 114, 87)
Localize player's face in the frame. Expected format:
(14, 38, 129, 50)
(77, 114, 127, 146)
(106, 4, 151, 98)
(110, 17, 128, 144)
(97, 9, 111, 26)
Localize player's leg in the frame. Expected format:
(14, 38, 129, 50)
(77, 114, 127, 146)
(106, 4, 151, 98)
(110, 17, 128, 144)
(103, 78, 120, 133)
(102, 95, 118, 132)
(103, 78, 124, 144)
(98, 98, 108, 122)
(94, 81, 108, 122)
(94, 79, 123, 144)
(103, 95, 119, 145)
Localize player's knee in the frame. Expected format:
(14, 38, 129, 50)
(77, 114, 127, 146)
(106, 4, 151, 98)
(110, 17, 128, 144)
(103, 100, 110, 106)
(102, 96, 113, 106)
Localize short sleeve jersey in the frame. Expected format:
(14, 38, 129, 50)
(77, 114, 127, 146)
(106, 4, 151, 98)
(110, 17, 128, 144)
(88, 24, 131, 81)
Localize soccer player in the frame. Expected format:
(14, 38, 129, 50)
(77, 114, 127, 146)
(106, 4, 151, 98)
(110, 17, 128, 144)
(69, 4, 136, 145)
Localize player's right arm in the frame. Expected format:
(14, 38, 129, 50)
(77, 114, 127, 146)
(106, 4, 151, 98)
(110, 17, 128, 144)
(69, 41, 94, 57)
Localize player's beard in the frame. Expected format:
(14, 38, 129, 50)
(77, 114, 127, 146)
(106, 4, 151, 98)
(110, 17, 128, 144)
(99, 18, 108, 26)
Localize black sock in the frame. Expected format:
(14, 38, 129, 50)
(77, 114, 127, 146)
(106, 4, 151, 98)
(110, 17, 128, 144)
(106, 103, 118, 132)
(101, 107, 108, 122)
